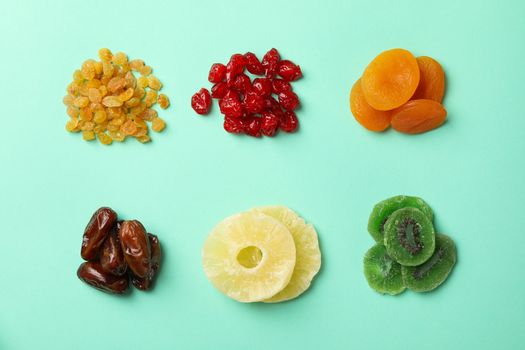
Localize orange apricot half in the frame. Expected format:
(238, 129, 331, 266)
(350, 79, 392, 132)
(361, 48, 420, 111)
(412, 56, 445, 102)
(391, 99, 447, 134)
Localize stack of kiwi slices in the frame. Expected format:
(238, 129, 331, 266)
(363, 195, 457, 295)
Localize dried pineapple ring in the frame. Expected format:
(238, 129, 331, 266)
(202, 211, 296, 303)
(253, 206, 321, 303)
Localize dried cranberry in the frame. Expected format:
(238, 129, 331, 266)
(252, 78, 272, 97)
(278, 90, 299, 111)
(244, 116, 262, 137)
(280, 111, 299, 132)
(208, 63, 227, 83)
(264, 96, 282, 113)
(243, 91, 265, 114)
(226, 54, 246, 82)
(244, 52, 264, 75)
(224, 89, 240, 101)
(232, 74, 252, 92)
(272, 79, 292, 94)
(211, 82, 228, 99)
(277, 60, 302, 81)
(261, 48, 280, 78)
(261, 111, 280, 136)
(224, 115, 245, 134)
(219, 96, 243, 117)
(191, 88, 212, 115)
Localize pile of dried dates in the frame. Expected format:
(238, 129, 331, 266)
(77, 207, 162, 294)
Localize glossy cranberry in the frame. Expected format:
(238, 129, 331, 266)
(243, 91, 265, 114)
(224, 115, 245, 134)
(278, 90, 299, 111)
(261, 111, 280, 136)
(211, 82, 228, 99)
(219, 96, 243, 117)
(280, 111, 299, 132)
(226, 54, 246, 82)
(272, 79, 292, 94)
(278, 60, 302, 81)
(244, 52, 264, 75)
(208, 63, 226, 83)
(191, 88, 212, 115)
(244, 116, 262, 137)
(224, 89, 240, 100)
(261, 48, 280, 78)
(252, 78, 272, 97)
(232, 74, 252, 92)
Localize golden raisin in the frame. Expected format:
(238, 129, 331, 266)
(133, 87, 146, 99)
(129, 59, 145, 71)
(81, 60, 96, 80)
(93, 110, 108, 124)
(145, 90, 158, 107)
(136, 135, 151, 143)
(140, 108, 158, 121)
(137, 76, 149, 88)
(148, 75, 162, 90)
(113, 52, 128, 65)
(157, 94, 170, 109)
(82, 131, 96, 141)
(118, 87, 134, 102)
(67, 106, 79, 118)
(98, 48, 113, 62)
(151, 117, 166, 132)
(74, 96, 89, 108)
(125, 97, 141, 107)
(139, 65, 152, 76)
(102, 96, 123, 107)
(63, 95, 74, 106)
(73, 70, 83, 83)
(88, 88, 102, 103)
(109, 130, 126, 142)
(107, 77, 126, 93)
(65, 118, 80, 132)
(97, 133, 113, 145)
(121, 119, 138, 136)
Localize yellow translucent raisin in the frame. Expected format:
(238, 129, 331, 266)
(118, 87, 134, 102)
(139, 65, 152, 76)
(157, 94, 170, 109)
(94, 123, 107, 133)
(63, 95, 74, 106)
(133, 87, 146, 99)
(102, 96, 123, 107)
(81, 121, 95, 131)
(102, 62, 114, 77)
(137, 76, 149, 88)
(98, 48, 113, 62)
(94, 61, 103, 76)
(67, 106, 79, 118)
(67, 82, 80, 95)
(109, 116, 125, 126)
(106, 124, 120, 132)
(151, 117, 166, 132)
(97, 133, 113, 145)
(140, 108, 157, 121)
(109, 130, 126, 142)
(134, 127, 148, 137)
(99, 85, 108, 97)
(79, 107, 94, 121)
(65, 118, 80, 132)
(129, 59, 145, 71)
(73, 70, 84, 83)
(124, 71, 136, 88)
(93, 110, 107, 124)
(82, 131, 96, 141)
(136, 135, 151, 143)
(145, 90, 158, 107)
(113, 52, 128, 65)
(81, 61, 96, 80)
(107, 77, 126, 93)
(121, 119, 138, 135)
(88, 88, 102, 103)
(74, 96, 89, 108)
(148, 75, 162, 90)
(125, 97, 141, 107)
(86, 79, 102, 88)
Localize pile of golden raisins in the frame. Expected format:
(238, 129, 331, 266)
(63, 48, 170, 145)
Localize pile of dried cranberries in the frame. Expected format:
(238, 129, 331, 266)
(191, 48, 302, 137)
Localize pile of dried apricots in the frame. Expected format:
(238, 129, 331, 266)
(350, 48, 447, 134)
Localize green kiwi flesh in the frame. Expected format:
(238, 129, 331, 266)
(384, 207, 435, 266)
(363, 243, 406, 295)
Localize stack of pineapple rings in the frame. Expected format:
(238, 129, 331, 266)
(63, 48, 170, 145)
(202, 206, 322, 303)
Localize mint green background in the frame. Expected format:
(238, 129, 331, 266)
(1, 0, 524, 349)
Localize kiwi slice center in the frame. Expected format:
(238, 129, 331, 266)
(237, 246, 263, 268)
(398, 218, 423, 255)
(412, 248, 444, 280)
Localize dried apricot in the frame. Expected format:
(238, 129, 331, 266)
(412, 56, 445, 102)
(361, 48, 420, 111)
(391, 99, 447, 134)
(350, 79, 391, 132)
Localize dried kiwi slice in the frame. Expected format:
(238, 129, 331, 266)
(402, 234, 456, 292)
(384, 207, 435, 266)
(363, 244, 406, 295)
(368, 195, 433, 243)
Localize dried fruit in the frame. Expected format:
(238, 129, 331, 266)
(261, 111, 279, 136)
(119, 220, 151, 278)
(363, 244, 405, 295)
(223, 115, 244, 134)
(244, 52, 264, 75)
(278, 90, 299, 111)
(191, 88, 212, 115)
(350, 79, 392, 132)
(100, 223, 127, 276)
(278, 60, 302, 81)
(219, 95, 243, 117)
(131, 233, 162, 291)
(208, 63, 227, 83)
(151, 117, 166, 132)
(391, 99, 447, 134)
(64, 49, 170, 144)
(262, 48, 280, 78)
(244, 116, 262, 137)
(81, 207, 118, 261)
(279, 111, 299, 133)
(412, 56, 446, 102)
(211, 82, 228, 99)
(77, 261, 129, 294)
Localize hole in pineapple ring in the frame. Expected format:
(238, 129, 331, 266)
(236, 246, 263, 269)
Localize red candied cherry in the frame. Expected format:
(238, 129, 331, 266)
(191, 88, 212, 115)
(277, 60, 302, 81)
(224, 115, 245, 134)
(226, 54, 246, 83)
(243, 91, 265, 114)
(211, 82, 228, 99)
(272, 79, 292, 94)
(244, 116, 262, 137)
(252, 78, 272, 97)
(261, 111, 280, 137)
(232, 74, 252, 92)
(208, 63, 227, 83)
(219, 95, 243, 118)
(262, 48, 280, 78)
(280, 111, 299, 132)
(244, 52, 264, 75)
(278, 90, 300, 111)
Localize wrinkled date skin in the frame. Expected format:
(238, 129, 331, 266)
(119, 220, 151, 278)
(77, 261, 129, 294)
(100, 222, 127, 276)
(81, 207, 118, 261)
(132, 233, 162, 291)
